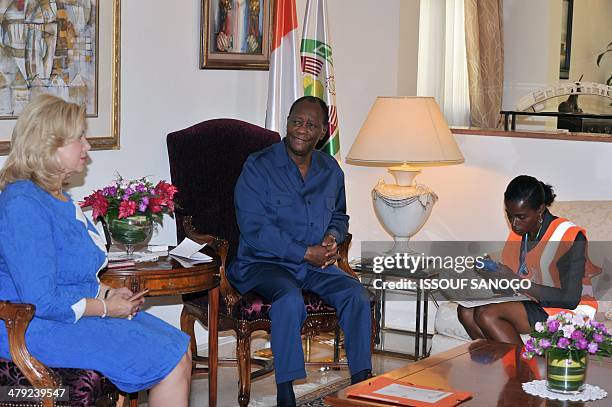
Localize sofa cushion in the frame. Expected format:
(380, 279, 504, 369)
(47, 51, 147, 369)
(551, 200, 612, 241)
(434, 302, 471, 341)
(552, 200, 612, 315)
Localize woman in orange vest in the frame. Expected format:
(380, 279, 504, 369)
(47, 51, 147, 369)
(458, 175, 599, 345)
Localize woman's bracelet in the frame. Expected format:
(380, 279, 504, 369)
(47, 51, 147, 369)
(97, 298, 107, 318)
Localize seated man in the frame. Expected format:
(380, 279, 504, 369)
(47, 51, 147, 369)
(227, 96, 372, 406)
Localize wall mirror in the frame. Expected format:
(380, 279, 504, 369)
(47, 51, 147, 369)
(460, 0, 612, 142)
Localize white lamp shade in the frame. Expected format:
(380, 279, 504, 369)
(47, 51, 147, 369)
(346, 97, 464, 166)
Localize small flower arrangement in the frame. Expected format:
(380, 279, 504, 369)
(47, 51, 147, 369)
(523, 311, 612, 360)
(80, 175, 178, 225)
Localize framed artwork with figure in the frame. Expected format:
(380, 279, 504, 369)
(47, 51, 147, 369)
(200, 0, 272, 70)
(0, 0, 121, 155)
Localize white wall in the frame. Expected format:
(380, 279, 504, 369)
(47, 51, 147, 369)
(397, 0, 420, 96)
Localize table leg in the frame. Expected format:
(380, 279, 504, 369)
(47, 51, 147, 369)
(380, 279, 387, 351)
(375, 289, 382, 347)
(415, 286, 422, 359)
(208, 286, 219, 407)
(422, 289, 429, 358)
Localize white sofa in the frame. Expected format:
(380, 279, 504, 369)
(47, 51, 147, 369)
(430, 200, 612, 355)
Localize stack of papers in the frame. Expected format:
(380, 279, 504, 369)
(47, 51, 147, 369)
(456, 294, 530, 308)
(107, 260, 136, 269)
(108, 251, 162, 263)
(169, 238, 213, 268)
(148, 245, 169, 253)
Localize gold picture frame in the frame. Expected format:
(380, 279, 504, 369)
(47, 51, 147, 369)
(200, 0, 273, 70)
(0, 0, 121, 155)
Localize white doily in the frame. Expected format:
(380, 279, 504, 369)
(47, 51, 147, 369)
(522, 380, 607, 402)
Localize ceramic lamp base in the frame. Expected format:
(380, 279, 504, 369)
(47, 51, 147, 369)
(372, 179, 438, 247)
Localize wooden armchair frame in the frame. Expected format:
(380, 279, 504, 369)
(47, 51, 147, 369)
(0, 302, 56, 407)
(0, 301, 120, 407)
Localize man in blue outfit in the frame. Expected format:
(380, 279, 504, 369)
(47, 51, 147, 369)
(228, 96, 372, 406)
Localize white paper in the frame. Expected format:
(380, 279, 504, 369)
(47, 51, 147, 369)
(457, 293, 530, 308)
(170, 255, 212, 268)
(148, 245, 169, 252)
(169, 238, 212, 262)
(373, 383, 451, 403)
(107, 251, 163, 263)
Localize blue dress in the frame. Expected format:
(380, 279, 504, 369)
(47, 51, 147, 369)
(0, 180, 189, 393)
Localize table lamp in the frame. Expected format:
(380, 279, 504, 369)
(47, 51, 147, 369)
(346, 97, 464, 253)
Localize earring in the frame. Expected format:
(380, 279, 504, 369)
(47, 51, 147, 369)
(538, 216, 543, 224)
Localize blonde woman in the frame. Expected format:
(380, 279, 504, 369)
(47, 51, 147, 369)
(0, 95, 191, 406)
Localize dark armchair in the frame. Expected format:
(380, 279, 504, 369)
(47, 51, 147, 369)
(0, 301, 119, 407)
(167, 118, 376, 407)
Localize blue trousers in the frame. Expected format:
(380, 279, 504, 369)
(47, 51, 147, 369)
(248, 263, 372, 383)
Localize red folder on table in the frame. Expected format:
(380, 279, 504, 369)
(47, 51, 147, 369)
(346, 377, 472, 406)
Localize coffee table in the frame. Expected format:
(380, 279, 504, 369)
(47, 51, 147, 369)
(326, 340, 611, 406)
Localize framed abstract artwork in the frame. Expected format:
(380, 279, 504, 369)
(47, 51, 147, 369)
(200, 0, 272, 70)
(0, 0, 121, 155)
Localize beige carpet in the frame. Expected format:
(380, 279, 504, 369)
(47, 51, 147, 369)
(135, 333, 411, 406)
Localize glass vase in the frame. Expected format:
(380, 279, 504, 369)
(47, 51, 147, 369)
(546, 348, 587, 394)
(107, 215, 153, 257)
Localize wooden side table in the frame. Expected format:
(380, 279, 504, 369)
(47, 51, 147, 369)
(100, 249, 220, 407)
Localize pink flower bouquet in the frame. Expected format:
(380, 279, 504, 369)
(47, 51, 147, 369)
(523, 311, 610, 393)
(80, 175, 178, 226)
(523, 312, 611, 360)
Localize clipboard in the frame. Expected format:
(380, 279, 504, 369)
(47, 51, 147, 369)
(346, 377, 472, 406)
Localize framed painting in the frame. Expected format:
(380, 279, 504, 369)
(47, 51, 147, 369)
(0, 0, 121, 155)
(200, 0, 273, 70)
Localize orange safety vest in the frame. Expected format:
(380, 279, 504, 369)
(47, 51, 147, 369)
(501, 217, 599, 319)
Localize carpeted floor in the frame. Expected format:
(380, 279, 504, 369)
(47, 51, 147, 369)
(296, 378, 351, 407)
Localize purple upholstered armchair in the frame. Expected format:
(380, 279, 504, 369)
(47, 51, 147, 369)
(167, 118, 376, 407)
(0, 301, 118, 407)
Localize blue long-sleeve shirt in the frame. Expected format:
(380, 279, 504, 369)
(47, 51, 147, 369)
(0, 181, 106, 324)
(228, 140, 349, 293)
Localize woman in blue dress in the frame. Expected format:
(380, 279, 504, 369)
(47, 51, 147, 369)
(0, 95, 192, 406)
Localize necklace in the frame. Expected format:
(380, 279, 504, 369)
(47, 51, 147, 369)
(520, 222, 543, 276)
(529, 222, 543, 241)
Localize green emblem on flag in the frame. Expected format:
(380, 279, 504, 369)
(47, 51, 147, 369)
(300, 39, 333, 65)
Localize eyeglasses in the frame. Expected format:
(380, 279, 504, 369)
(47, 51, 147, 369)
(287, 116, 322, 131)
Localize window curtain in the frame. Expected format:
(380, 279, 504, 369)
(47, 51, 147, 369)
(417, 0, 470, 126)
(464, 0, 504, 128)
